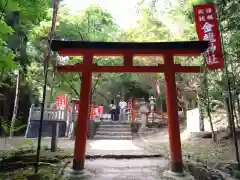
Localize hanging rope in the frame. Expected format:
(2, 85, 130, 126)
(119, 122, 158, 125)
(35, 0, 60, 174)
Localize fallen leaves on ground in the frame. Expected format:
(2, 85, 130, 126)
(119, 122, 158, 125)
(140, 130, 238, 167)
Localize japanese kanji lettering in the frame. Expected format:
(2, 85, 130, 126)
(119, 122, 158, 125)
(203, 33, 216, 42)
(206, 15, 214, 20)
(198, 9, 204, 14)
(194, 3, 224, 69)
(199, 16, 205, 21)
(205, 8, 213, 14)
(202, 22, 214, 33)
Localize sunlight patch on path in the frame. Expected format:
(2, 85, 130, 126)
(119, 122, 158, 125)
(89, 140, 142, 151)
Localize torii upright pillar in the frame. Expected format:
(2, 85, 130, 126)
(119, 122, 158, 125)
(51, 40, 209, 174)
(73, 53, 93, 170)
(163, 54, 183, 172)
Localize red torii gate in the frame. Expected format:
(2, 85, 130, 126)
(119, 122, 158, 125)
(51, 40, 208, 173)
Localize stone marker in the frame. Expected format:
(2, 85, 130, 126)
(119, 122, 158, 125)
(87, 119, 95, 139)
(139, 102, 149, 131)
(186, 108, 201, 133)
(149, 96, 156, 122)
(51, 121, 59, 152)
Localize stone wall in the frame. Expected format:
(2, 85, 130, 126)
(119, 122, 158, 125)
(131, 122, 141, 133)
(87, 120, 100, 139)
(25, 120, 66, 138)
(131, 121, 165, 133)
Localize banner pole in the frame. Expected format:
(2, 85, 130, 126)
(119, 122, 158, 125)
(215, 3, 240, 168)
(202, 54, 216, 141)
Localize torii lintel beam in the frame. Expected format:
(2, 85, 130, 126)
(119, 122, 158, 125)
(56, 64, 201, 73)
(50, 40, 209, 56)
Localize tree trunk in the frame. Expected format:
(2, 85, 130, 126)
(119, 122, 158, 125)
(180, 99, 187, 120)
(206, 98, 216, 141)
(48, 72, 55, 107)
(235, 92, 240, 126)
(49, 56, 57, 107)
(10, 70, 20, 137)
(225, 96, 233, 136)
(198, 95, 204, 131)
(233, 103, 238, 127)
(203, 60, 216, 142)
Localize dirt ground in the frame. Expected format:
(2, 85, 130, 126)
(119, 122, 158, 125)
(1, 111, 239, 173)
(138, 121, 239, 167)
(1, 123, 238, 167)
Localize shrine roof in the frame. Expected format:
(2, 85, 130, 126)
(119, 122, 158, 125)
(50, 40, 209, 56)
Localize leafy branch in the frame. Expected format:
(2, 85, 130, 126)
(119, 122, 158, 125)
(60, 73, 80, 98)
(1, 119, 26, 137)
(0, 0, 9, 19)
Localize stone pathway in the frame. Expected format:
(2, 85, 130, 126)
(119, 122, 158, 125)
(0, 137, 198, 179)
(0, 137, 161, 157)
(89, 140, 139, 150)
(64, 158, 170, 180)
(86, 139, 160, 157)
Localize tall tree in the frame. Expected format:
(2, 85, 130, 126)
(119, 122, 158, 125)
(28, 4, 122, 105)
(0, 0, 52, 133)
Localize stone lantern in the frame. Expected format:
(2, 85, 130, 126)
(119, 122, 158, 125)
(149, 96, 156, 111)
(139, 101, 150, 131)
(149, 96, 156, 119)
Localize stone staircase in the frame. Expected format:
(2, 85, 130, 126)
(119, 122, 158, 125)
(94, 121, 132, 140)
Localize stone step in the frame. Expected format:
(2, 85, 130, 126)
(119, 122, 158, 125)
(99, 124, 130, 128)
(97, 127, 131, 132)
(99, 120, 131, 125)
(93, 135, 133, 140)
(96, 131, 132, 136)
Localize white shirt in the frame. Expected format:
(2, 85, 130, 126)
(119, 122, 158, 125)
(109, 104, 116, 110)
(119, 101, 127, 109)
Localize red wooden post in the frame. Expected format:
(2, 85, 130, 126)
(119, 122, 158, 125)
(131, 108, 136, 121)
(163, 54, 183, 173)
(90, 104, 95, 120)
(73, 53, 93, 170)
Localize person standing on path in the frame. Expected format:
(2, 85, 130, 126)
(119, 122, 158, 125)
(116, 102, 120, 121)
(119, 98, 127, 121)
(109, 100, 117, 121)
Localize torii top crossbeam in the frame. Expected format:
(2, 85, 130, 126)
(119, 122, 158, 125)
(51, 40, 208, 56)
(51, 40, 208, 73)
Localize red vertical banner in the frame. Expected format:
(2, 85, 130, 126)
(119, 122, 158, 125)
(56, 95, 63, 109)
(193, 3, 224, 70)
(128, 100, 132, 109)
(56, 93, 69, 109)
(98, 106, 104, 114)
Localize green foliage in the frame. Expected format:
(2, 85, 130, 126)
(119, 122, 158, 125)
(0, 0, 51, 25)
(1, 119, 26, 137)
(27, 4, 123, 102)
(0, 119, 26, 158)
(0, 0, 239, 116)
(0, 0, 51, 74)
(0, 17, 16, 73)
